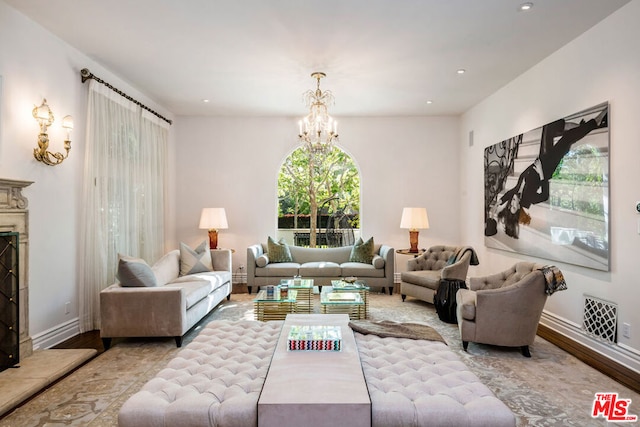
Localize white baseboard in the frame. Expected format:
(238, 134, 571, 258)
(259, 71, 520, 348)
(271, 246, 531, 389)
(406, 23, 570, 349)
(540, 311, 640, 374)
(32, 318, 80, 350)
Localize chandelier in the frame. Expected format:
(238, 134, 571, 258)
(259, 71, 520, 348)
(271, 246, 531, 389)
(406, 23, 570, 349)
(298, 72, 338, 154)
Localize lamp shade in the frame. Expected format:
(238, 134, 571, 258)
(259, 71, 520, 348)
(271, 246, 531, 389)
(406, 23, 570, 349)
(400, 207, 429, 230)
(199, 208, 228, 230)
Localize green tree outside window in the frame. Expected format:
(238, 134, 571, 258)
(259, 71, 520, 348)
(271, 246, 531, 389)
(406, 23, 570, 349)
(278, 146, 360, 247)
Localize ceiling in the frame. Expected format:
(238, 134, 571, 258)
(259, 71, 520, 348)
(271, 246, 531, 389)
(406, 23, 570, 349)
(5, 0, 630, 117)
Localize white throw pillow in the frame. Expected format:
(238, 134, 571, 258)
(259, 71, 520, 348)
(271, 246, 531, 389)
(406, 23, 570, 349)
(372, 255, 385, 269)
(256, 254, 269, 267)
(179, 241, 213, 276)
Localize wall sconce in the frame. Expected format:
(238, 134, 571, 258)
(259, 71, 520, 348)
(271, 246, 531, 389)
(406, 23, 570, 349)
(400, 207, 430, 253)
(199, 208, 229, 250)
(32, 98, 73, 166)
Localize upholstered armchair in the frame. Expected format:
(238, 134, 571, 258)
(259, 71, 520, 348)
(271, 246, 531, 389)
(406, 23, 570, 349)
(456, 262, 547, 357)
(400, 245, 476, 304)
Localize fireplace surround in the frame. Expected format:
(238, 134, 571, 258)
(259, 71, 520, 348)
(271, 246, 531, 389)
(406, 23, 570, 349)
(0, 178, 33, 364)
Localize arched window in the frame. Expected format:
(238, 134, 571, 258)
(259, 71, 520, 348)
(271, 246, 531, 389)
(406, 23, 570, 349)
(277, 146, 360, 247)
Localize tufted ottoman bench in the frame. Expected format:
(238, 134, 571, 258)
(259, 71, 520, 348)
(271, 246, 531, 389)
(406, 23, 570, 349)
(354, 333, 516, 427)
(118, 320, 282, 427)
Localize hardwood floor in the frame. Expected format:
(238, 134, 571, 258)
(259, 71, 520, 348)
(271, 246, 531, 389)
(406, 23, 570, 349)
(52, 330, 105, 355)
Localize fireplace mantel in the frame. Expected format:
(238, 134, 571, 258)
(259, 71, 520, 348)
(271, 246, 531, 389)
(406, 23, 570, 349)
(0, 178, 34, 359)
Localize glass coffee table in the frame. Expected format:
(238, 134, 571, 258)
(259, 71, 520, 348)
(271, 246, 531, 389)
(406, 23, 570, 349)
(330, 280, 370, 319)
(254, 289, 298, 321)
(320, 290, 364, 320)
(280, 278, 314, 314)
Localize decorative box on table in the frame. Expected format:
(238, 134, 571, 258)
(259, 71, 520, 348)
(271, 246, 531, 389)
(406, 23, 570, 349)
(287, 325, 342, 351)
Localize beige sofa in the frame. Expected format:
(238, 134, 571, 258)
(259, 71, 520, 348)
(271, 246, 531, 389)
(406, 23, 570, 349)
(247, 243, 395, 294)
(100, 248, 232, 349)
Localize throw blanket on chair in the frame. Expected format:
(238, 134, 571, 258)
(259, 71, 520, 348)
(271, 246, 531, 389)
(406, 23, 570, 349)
(539, 265, 568, 295)
(455, 246, 480, 266)
(349, 320, 446, 344)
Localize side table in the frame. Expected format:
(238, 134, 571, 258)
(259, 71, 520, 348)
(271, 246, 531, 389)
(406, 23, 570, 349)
(396, 248, 425, 257)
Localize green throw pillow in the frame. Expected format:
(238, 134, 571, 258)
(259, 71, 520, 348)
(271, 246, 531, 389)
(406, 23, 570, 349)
(350, 237, 374, 264)
(179, 240, 213, 276)
(267, 236, 293, 263)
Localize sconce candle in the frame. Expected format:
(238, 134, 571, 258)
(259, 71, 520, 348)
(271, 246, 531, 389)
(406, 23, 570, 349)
(32, 98, 73, 166)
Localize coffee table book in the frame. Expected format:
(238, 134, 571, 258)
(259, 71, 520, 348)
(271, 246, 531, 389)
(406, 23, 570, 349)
(287, 325, 342, 351)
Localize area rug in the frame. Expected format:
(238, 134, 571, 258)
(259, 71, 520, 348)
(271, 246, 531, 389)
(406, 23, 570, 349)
(1, 292, 638, 427)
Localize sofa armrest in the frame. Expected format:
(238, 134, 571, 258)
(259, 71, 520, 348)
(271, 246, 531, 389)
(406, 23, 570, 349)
(441, 251, 471, 281)
(100, 284, 186, 338)
(379, 245, 395, 287)
(211, 249, 232, 272)
(246, 244, 264, 287)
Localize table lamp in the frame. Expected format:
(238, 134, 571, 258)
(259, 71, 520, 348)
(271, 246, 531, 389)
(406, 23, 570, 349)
(400, 207, 429, 253)
(199, 208, 228, 249)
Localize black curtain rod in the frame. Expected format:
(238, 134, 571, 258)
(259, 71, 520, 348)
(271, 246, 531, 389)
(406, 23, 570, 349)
(80, 68, 172, 125)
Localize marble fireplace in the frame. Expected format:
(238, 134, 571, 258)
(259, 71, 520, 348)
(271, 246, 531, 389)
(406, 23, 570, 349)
(0, 178, 33, 364)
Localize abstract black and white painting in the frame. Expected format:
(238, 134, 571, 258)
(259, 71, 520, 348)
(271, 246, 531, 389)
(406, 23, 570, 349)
(484, 103, 610, 271)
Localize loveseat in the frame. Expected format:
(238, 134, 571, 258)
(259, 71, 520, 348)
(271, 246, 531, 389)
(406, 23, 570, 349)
(100, 245, 232, 349)
(247, 240, 394, 294)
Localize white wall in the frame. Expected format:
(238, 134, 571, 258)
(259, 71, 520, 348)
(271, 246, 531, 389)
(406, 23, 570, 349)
(460, 0, 640, 362)
(174, 115, 461, 275)
(0, 2, 174, 347)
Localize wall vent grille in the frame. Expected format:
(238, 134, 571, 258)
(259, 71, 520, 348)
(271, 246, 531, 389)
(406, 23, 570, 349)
(582, 295, 617, 344)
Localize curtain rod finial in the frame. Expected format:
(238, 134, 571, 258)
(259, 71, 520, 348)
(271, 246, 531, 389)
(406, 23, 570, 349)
(80, 68, 92, 83)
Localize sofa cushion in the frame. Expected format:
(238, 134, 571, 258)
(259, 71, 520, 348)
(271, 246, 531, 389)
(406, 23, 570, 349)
(349, 237, 374, 263)
(117, 254, 158, 287)
(401, 270, 441, 289)
(341, 262, 385, 278)
(165, 272, 222, 310)
(255, 263, 300, 277)
(256, 254, 269, 267)
(180, 241, 213, 275)
(151, 250, 180, 286)
(267, 236, 293, 263)
(299, 262, 341, 277)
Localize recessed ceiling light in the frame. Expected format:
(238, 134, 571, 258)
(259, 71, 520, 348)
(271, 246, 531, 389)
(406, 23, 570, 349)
(202, 99, 210, 103)
(456, 69, 466, 75)
(426, 100, 433, 104)
(519, 2, 533, 11)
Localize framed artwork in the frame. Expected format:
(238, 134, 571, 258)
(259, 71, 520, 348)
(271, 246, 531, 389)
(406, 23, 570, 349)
(484, 102, 610, 271)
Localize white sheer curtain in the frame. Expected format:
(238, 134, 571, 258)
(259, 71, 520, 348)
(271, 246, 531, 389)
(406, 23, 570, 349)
(79, 80, 169, 333)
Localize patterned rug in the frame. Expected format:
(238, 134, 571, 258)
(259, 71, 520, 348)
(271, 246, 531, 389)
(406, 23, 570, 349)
(1, 292, 638, 426)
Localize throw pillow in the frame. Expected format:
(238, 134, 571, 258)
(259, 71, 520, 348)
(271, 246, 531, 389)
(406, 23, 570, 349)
(350, 237, 375, 264)
(256, 254, 270, 267)
(446, 255, 457, 266)
(117, 254, 158, 287)
(372, 255, 385, 269)
(267, 236, 293, 263)
(179, 240, 213, 276)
